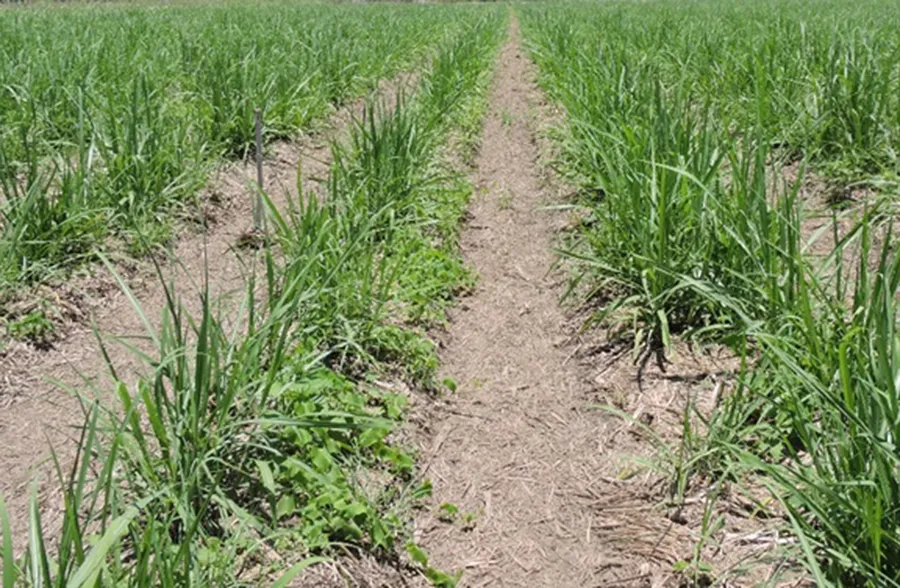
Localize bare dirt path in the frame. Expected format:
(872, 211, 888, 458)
(414, 17, 611, 587)
(0, 74, 415, 552)
(411, 17, 783, 588)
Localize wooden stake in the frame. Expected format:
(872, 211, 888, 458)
(254, 108, 264, 231)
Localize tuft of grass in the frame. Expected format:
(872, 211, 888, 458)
(5, 310, 55, 347)
(708, 224, 900, 586)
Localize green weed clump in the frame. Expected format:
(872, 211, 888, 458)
(522, 0, 900, 584)
(0, 6, 506, 587)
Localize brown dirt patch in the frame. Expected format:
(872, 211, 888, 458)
(410, 18, 610, 586)
(565, 336, 805, 587)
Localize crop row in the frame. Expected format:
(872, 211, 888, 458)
(521, 0, 900, 585)
(0, 6, 506, 587)
(0, 3, 468, 287)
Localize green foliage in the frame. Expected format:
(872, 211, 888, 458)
(711, 225, 900, 587)
(389, 178, 476, 326)
(0, 2, 463, 287)
(406, 542, 462, 588)
(5, 310, 54, 346)
(521, 1, 900, 584)
(521, 0, 900, 350)
(266, 367, 413, 551)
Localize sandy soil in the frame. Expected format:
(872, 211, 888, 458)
(410, 18, 612, 586)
